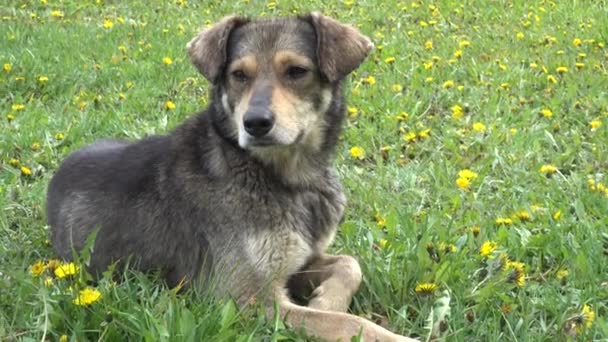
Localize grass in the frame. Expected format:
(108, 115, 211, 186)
(1, 0, 607, 341)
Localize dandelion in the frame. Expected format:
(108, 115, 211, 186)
(50, 10, 64, 18)
(418, 128, 431, 139)
(470, 225, 480, 237)
(29, 261, 46, 276)
(59, 336, 68, 342)
(540, 109, 553, 118)
(480, 240, 497, 258)
(423, 61, 434, 70)
(73, 287, 102, 306)
(453, 49, 463, 58)
(165, 100, 176, 110)
(163, 57, 173, 65)
(472, 122, 486, 132)
(391, 84, 402, 92)
(458, 169, 478, 180)
(515, 210, 531, 221)
(495, 218, 513, 225)
(516, 32, 524, 40)
(363, 75, 376, 85)
(404, 132, 417, 142)
(573, 38, 582, 47)
(590, 120, 602, 129)
(556, 269, 569, 280)
(12, 104, 25, 111)
(440, 242, 456, 254)
(46, 259, 61, 271)
(38, 76, 48, 83)
(540, 164, 557, 174)
(103, 19, 114, 29)
(375, 213, 386, 227)
(553, 210, 562, 220)
(54, 262, 79, 278)
(415, 282, 438, 294)
(349, 146, 365, 160)
(425, 77, 434, 83)
(575, 62, 585, 69)
(442, 80, 455, 89)
(347, 106, 358, 116)
(452, 104, 463, 119)
(20, 166, 32, 177)
(556, 66, 568, 74)
(459, 40, 470, 48)
(55, 133, 65, 141)
(581, 304, 595, 328)
(505, 261, 525, 287)
(456, 177, 470, 190)
(9, 158, 19, 167)
(3, 63, 11, 72)
(547, 74, 557, 84)
(378, 238, 388, 248)
(424, 40, 433, 50)
(384, 56, 396, 64)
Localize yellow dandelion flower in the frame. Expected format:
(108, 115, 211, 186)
(456, 177, 470, 190)
(73, 287, 102, 306)
(458, 169, 478, 180)
(553, 210, 562, 220)
(505, 261, 525, 287)
(59, 336, 68, 342)
(378, 238, 388, 249)
(453, 49, 463, 59)
(575, 62, 585, 69)
(495, 218, 513, 225)
(50, 10, 64, 18)
(349, 146, 365, 160)
(440, 242, 456, 254)
(540, 164, 557, 174)
(556, 66, 568, 74)
(38, 76, 49, 83)
(3, 63, 11, 72)
(573, 38, 582, 47)
(442, 80, 454, 89)
(391, 84, 402, 92)
(103, 20, 114, 29)
(364, 75, 376, 85)
(29, 261, 46, 277)
(415, 282, 438, 294)
(9, 158, 19, 167)
(480, 240, 497, 258)
(12, 104, 25, 111)
(395, 112, 408, 121)
(540, 109, 553, 118)
(424, 40, 433, 50)
(529, 62, 538, 69)
(404, 132, 417, 143)
(452, 104, 463, 119)
(472, 122, 486, 132)
(55, 133, 65, 141)
(54, 262, 79, 278)
(419, 20, 428, 27)
(556, 269, 569, 280)
(384, 57, 396, 64)
(515, 210, 531, 221)
(423, 61, 434, 70)
(470, 226, 480, 237)
(425, 77, 434, 83)
(418, 128, 431, 139)
(163, 57, 173, 65)
(590, 120, 602, 129)
(46, 259, 61, 271)
(459, 40, 470, 48)
(582, 304, 595, 328)
(347, 106, 358, 116)
(20, 166, 32, 177)
(547, 74, 557, 84)
(165, 100, 176, 110)
(516, 32, 524, 40)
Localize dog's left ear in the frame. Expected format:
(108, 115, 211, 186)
(304, 12, 374, 82)
(187, 16, 249, 82)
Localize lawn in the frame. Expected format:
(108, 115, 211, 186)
(1, 0, 607, 341)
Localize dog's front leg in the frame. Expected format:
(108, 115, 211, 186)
(274, 287, 417, 342)
(287, 254, 362, 312)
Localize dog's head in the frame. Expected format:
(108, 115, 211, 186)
(187, 13, 373, 151)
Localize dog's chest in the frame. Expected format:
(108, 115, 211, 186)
(240, 181, 346, 279)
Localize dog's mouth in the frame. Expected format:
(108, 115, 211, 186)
(240, 129, 305, 149)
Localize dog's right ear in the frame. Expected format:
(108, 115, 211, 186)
(187, 16, 248, 82)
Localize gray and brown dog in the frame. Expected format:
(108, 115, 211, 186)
(47, 13, 416, 341)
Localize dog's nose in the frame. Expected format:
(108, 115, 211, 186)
(243, 110, 274, 137)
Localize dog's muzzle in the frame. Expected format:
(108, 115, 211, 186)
(243, 109, 275, 138)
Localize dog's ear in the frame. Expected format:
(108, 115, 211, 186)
(187, 16, 248, 82)
(305, 12, 374, 82)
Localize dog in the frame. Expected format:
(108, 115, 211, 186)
(46, 13, 416, 341)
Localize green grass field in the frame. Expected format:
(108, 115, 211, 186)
(1, 0, 607, 341)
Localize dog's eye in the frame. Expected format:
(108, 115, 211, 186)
(285, 66, 309, 80)
(231, 70, 249, 82)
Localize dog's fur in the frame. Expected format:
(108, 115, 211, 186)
(47, 13, 415, 341)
